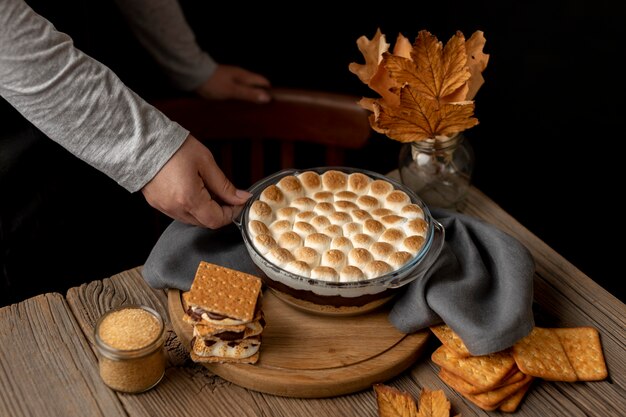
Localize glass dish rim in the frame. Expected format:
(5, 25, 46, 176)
(233, 166, 437, 290)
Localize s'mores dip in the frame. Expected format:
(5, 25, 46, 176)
(247, 170, 427, 283)
(182, 262, 265, 364)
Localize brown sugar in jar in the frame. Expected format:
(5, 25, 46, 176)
(94, 305, 165, 393)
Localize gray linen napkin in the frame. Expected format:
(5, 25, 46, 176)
(143, 209, 534, 356)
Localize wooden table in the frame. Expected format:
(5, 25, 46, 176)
(1, 186, 625, 417)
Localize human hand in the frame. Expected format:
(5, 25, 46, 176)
(141, 135, 251, 229)
(195, 64, 271, 103)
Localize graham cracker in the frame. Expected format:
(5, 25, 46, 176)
(554, 327, 608, 381)
(430, 324, 471, 358)
(431, 345, 517, 390)
(193, 318, 264, 339)
(190, 350, 260, 364)
(512, 327, 577, 382)
(185, 261, 262, 323)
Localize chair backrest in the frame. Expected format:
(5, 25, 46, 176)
(151, 87, 371, 187)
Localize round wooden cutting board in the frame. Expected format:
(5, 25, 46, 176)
(168, 289, 429, 398)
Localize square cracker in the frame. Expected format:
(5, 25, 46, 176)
(439, 367, 524, 395)
(512, 327, 577, 382)
(554, 327, 608, 381)
(430, 324, 471, 358)
(499, 379, 533, 413)
(468, 373, 533, 408)
(186, 261, 262, 323)
(190, 350, 260, 365)
(431, 345, 517, 390)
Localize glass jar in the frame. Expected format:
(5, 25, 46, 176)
(94, 305, 166, 393)
(398, 133, 474, 210)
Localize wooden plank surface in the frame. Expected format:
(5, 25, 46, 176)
(2, 180, 622, 417)
(0, 293, 126, 417)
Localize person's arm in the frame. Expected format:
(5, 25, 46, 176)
(0, 0, 249, 228)
(112, 0, 271, 102)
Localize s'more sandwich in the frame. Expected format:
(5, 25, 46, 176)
(183, 261, 265, 364)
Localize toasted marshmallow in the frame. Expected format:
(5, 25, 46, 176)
(369, 180, 394, 199)
(342, 222, 362, 238)
(400, 204, 425, 219)
(293, 246, 321, 267)
(364, 260, 393, 278)
(348, 247, 374, 266)
(321, 249, 346, 270)
(334, 200, 359, 212)
(249, 200, 273, 223)
(340, 265, 365, 282)
(363, 219, 385, 239)
(304, 233, 331, 252)
(347, 172, 371, 194)
(351, 209, 372, 223)
(379, 228, 406, 245)
(276, 207, 299, 222)
(276, 175, 304, 200)
(329, 211, 352, 226)
(284, 260, 311, 277)
(385, 190, 411, 211)
(278, 231, 303, 250)
(402, 235, 425, 254)
(253, 234, 277, 255)
(387, 251, 413, 269)
(323, 224, 343, 238)
(313, 191, 334, 202)
(335, 191, 358, 202)
(295, 210, 316, 222)
(330, 236, 353, 252)
(314, 202, 335, 215)
(293, 221, 316, 238)
(380, 214, 407, 228)
(369, 242, 394, 260)
(352, 233, 374, 249)
(371, 208, 393, 219)
(265, 247, 295, 267)
(356, 195, 380, 210)
(248, 220, 270, 238)
(310, 266, 339, 282)
(311, 215, 331, 230)
(260, 184, 285, 209)
(291, 197, 317, 211)
(405, 218, 428, 236)
(269, 219, 292, 236)
(297, 171, 322, 193)
(321, 170, 348, 192)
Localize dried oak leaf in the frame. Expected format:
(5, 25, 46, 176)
(348, 28, 389, 85)
(374, 384, 457, 417)
(374, 85, 478, 141)
(374, 384, 419, 417)
(464, 31, 490, 100)
(384, 30, 470, 103)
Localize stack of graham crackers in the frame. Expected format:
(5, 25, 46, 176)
(430, 324, 608, 413)
(182, 261, 265, 364)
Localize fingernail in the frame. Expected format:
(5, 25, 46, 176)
(236, 189, 253, 199)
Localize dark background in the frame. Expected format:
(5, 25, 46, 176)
(177, 0, 624, 299)
(3, 0, 623, 304)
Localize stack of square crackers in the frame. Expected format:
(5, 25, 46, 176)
(182, 261, 265, 364)
(430, 324, 608, 412)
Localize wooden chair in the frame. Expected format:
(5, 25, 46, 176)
(151, 87, 372, 188)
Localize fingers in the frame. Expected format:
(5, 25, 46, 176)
(140, 135, 251, 230)
(234, 68, 271, 89)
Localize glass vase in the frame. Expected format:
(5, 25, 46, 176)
(398, 133, 474, 210)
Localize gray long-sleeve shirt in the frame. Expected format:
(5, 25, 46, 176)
(0, 0, 215, 192)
